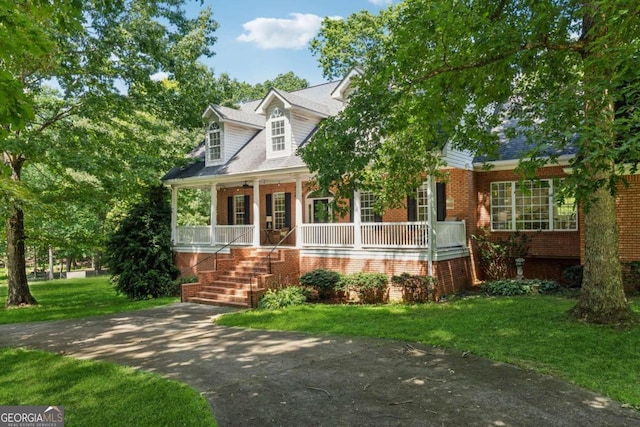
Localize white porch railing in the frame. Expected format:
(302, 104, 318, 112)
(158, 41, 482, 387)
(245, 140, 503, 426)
(175, 225, 254, 245)
(214, 225, 254, 245)
(300, 223, 355, 247)
(361, 222, 429, 248)
(176, 226, 211, 245)
(176, 222, 467, 249)
(435, 221, 467, 249)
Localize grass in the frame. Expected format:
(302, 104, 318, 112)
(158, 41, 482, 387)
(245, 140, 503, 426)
(0, 276, 178, 324)
(0, 348, 216, 427)
(216, 296, 640, 409)
(1, 276, 216, 426)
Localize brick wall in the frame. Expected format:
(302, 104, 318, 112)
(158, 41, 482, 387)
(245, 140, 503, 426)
(615, 174, 640, 263)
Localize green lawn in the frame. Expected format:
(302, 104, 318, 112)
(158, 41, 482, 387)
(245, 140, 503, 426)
(0, 276, 178, 324)
(0, 276, 216, 426)
(216, 296, 640, 409)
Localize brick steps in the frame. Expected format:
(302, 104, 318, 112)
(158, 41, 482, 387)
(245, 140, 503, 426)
(187, 249, 277, 308)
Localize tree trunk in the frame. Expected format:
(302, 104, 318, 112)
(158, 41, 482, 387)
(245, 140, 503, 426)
(6, 204, 37, 306)
(4, 154, 37, 307)
(571, 185, 629, 323)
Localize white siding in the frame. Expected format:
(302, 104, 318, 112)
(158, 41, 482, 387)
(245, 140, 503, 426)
(223, 123, 256, 162)
(291, 111, 319, 148)
(442, 141, 474, 169)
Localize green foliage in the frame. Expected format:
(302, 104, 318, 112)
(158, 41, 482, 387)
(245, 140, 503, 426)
(480, 279, 561, 296)
(563, 265, 584, 288)
(299, 269, 342, 293)
(337, 272, 388, 304)
(391, 273, 437, 303)
(259, 286, 307, 310)
(106, 185, 178, 300)
(472, 228, 531, 280)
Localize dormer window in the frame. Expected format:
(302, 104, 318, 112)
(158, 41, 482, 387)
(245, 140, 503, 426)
(270, 107, 286, 152)
(206, 122, 223, 163)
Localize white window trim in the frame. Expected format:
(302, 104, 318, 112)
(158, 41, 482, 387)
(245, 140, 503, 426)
(206, 121, 224, 165)
(490, 179, 577, 231)
(273, 192, 286, 230)
(267, 106, 290, 158)
(234, 194, 245, 225)
(360, 191, 377, 223)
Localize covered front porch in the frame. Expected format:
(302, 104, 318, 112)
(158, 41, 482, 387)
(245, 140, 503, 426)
(174, 221, 467, 252)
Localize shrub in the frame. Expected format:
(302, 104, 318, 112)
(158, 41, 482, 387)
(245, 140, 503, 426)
(259, 286, 307, 310)
(337, 272, 388, 304)
(480, 279, 561, 296)
(562, 265, 583, 288)
(391, 273, 437, 303)
(472, 228, 532, 280)
(106, 185, 179, 300)
(299, 269, 342, 298)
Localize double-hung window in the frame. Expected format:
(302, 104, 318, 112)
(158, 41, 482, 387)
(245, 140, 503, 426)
(360, 191, 378, 223)
(206, 122, 222, 162)
(234, 195, 245, 225)
(270, 108, 286, 152)
(273, 192, 286, 230)
(490, 180, 577, 231)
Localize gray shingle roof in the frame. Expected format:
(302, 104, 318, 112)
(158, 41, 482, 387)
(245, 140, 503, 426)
(211, 104, 264, 128)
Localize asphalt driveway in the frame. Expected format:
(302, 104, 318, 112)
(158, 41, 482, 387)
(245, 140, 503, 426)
(0, 303, 638, 426)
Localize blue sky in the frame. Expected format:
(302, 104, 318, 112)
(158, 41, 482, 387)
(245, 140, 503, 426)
(186, 0, 397, 85)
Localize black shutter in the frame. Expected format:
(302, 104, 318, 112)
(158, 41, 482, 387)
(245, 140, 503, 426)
(243, 195, 251, 225)
(407, 196, 417, 222)
(265, 193, 272, 216)
(374, 212, 382, 223)
(227, 196, 234, 225)
(436, 182, 446, 221)
(284, 192, 292, 228)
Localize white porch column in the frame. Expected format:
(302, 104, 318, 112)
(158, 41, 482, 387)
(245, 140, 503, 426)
(210, 183, 217, 245)
(426, 175, 436, 277)
(171, 186, 178, 245)
(295, 177, 303, 248)
(353, 190, 362, 249)
(253, 178, 260, 247)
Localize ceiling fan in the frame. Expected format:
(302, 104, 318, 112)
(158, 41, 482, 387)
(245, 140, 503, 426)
(242, 181, 253, 189)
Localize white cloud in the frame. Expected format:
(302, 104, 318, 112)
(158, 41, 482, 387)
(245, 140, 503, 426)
(368, 0, 392, 5)
(237, 13, 339, 50)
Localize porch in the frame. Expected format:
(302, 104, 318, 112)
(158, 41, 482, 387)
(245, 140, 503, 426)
(174, 220, 468, 251)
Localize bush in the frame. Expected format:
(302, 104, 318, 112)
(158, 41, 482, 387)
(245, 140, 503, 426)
(299, 269, 342, 298)
(105, 185, 179, 300)
(337, 272, 388, 304)
(259, 287, 307, 310)
(563, 265, 583, 288)
(391, 273, 438, 303)
(472, 228, 532, 280)
(480, 279, 561, 296)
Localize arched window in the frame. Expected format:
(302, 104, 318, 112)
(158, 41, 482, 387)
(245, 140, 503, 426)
(206, 122, 222, 162)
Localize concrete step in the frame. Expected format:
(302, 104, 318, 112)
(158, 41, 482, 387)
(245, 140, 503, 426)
(187, 297, 250, 309)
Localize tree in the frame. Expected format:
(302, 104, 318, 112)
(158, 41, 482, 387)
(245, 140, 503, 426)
(217, 72, 310, 106)
(106, 185, 178, 299)
(303, 0, 640, 323)
(1, 1, 217, 306)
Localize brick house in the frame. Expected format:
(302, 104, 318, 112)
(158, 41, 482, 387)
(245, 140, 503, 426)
(162, 72, 639, 307)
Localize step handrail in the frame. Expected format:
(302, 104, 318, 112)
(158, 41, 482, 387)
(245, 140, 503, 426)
(248, 226, 296, 307)
(180, 227, 253, 275)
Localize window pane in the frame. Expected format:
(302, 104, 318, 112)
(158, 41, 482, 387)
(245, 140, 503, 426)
(234, 195, 245, 225)
(274, 192, 285, 229)
(271, 119, 285, 151)
(361, 191, 376, 223)
(207, 122, 222, 161)
(491, 182, 513, 230)
(515, 181, 549, 230)
(417, 182, 428, 221)
(554, 197, 577, 230)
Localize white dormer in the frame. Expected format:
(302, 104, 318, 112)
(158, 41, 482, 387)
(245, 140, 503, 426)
(205, 121, 224, 165)
(266, 104, 291, 158)
(331, 68, 362, 102)
(202, 104, 264, 166)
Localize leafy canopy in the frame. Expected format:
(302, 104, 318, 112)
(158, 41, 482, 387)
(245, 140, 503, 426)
(302, 0, 640, 210)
